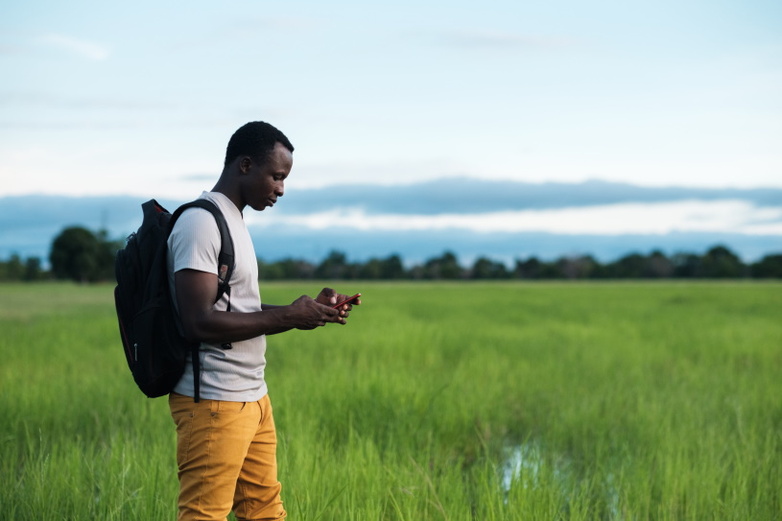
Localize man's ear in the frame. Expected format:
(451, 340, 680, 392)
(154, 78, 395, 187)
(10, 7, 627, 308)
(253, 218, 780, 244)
(239, 156, 253, 174)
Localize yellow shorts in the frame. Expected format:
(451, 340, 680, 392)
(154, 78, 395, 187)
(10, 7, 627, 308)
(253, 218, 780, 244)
(169, 392, 286, 521)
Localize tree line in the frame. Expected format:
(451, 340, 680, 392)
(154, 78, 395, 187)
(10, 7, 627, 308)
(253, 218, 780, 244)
(1, 225, 781, 283)
(259, 247, 782, 280)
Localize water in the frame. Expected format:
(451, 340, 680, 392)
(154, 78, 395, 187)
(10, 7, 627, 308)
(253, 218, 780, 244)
(500, 440, 623, 519)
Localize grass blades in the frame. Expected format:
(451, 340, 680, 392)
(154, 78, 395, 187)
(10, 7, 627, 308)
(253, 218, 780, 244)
(1, 281, 780, 520)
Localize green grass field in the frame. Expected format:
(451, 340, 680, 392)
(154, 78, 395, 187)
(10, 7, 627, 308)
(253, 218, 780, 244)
(1, 281, 780, 520)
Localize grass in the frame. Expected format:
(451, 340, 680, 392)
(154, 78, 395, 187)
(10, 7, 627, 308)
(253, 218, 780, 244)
(1, 281, 780, 520)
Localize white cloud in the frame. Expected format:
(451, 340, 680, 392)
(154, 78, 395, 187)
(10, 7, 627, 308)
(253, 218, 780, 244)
(438, 29, 576, 49)
(248, 200, 782, 236)
(39, 34, 110, 61)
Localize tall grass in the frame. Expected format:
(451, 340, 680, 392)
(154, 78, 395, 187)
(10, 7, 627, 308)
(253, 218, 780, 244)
(1, 281, 780, 520)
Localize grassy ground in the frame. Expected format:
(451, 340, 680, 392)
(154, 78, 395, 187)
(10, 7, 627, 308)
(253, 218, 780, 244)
(1, 281, 780, 520)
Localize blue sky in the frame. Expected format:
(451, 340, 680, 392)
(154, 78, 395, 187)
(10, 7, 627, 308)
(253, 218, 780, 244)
(1, 0, 781, 261)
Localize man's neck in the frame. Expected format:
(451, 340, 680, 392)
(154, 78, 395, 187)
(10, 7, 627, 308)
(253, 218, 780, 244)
(210, 178, 244, 212)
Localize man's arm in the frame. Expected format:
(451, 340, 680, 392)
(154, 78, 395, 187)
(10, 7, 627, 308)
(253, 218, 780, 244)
(258, 304, 292, 335)
(174, 269, 346, 344)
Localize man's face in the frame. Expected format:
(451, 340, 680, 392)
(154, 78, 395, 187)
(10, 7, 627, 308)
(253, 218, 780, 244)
(244, 142, 293, 212)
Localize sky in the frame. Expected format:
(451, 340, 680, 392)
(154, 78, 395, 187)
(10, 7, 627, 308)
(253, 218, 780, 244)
(1, 0, 781, 262)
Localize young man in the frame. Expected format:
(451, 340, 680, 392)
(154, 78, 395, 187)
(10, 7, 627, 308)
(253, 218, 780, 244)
(167, 121, 358, 520)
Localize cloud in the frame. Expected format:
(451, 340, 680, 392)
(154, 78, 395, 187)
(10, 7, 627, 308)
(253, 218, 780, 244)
(272, 178, 782, 215)
(0, 91, 171, 111)
(437, 29, 576, 49)
(179, 173, 219, 182)
(38, 33, 110, 61)
(249, 200, 782, 236)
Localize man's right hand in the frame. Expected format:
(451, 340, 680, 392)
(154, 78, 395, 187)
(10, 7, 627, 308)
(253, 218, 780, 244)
(289, 295, 343, 330)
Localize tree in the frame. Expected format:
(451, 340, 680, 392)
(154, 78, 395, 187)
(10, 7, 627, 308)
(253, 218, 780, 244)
(23, 257, 45, 281)
(94, 230, 122, 281)
(538, 259, 566, 279)
(750, 254, 782, 278)
(646, 250, 674, 278)
(699, 245, 745, 278)
(357, 258, 382, 279)
(606, 253, 646, 278)
(515, 257, 542, 279)
(379, 254, 406, 279)
(423, 251, 464, 279)
(471, 256, 510, 279)
(3, 254, 24, 281)
(259, 258, 315, 280)
(672, 252, 701, 278)
(49, 226, 102, 282)
(558, 255, 596, 279)
(315, 250, 350, 279)
(48, 226, 120, 283)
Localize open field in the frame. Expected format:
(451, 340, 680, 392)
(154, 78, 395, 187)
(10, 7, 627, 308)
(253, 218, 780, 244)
(1, 281, 780, 520)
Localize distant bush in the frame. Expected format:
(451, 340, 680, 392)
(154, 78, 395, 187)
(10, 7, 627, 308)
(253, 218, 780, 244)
(0, 254, 49, 282)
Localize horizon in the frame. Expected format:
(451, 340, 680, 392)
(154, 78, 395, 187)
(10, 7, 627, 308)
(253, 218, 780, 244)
(2, 178, 780, 266)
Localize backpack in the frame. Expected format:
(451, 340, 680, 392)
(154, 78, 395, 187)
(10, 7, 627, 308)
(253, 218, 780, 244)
(114, 198, 234, 402)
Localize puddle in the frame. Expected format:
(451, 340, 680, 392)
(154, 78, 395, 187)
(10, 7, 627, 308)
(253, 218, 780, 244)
(500, 441, 623, 519)
(501, 440, 542, 492)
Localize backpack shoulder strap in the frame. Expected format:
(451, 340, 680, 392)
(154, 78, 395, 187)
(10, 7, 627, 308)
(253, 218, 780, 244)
(168, 198, 237, 402)
(169, 199, 235, 302)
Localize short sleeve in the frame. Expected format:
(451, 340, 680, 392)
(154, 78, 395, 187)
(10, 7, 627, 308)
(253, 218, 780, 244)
(168, 208, 221, 275)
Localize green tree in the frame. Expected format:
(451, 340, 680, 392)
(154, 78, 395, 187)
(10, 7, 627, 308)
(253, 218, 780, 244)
(606, 252, 646, 278)
(95, 230, 121, 281)
(750, 253, 782, 278)
(515, 257, 542, 279)
(23, 257, 45, 281)
(471, 256, 510, 279)
(357, 258, 382, 279)
(356, 255, 407, 279)
(646, 250, 674, 278)
(3, 254, 24, 281)
(699, 245, 745, 278)
(538, 259, 566, 279)
(423, 251, 463, 279)
(379, 254, 406, 279)
(558, 255, 597, 279)
(315, 250, 350, 279)
(49, 226, 101, 282)
(672, 252, 701, 278)
(259, 258, 315, 280)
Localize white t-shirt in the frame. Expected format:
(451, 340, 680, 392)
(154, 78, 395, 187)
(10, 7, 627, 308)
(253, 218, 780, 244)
(167, 191, 268, 402)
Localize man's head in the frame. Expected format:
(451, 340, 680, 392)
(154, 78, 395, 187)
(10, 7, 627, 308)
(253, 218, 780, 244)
(218, 122, 294, 212)
(224, 121, 294, 169)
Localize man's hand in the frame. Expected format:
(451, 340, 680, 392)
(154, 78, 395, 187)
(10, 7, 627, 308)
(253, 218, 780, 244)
(315, 287, 360, 319)
(314, 287, 339, 307)
(175, 273, 361, 340)
(288, 295, 342, 330)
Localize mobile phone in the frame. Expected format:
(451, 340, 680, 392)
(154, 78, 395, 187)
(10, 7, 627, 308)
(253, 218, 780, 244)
(332, 293, 361, 308)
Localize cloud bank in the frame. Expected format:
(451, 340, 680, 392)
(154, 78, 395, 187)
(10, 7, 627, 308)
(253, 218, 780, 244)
(250, 200, 782, 236)
(1, 179, 780, 264)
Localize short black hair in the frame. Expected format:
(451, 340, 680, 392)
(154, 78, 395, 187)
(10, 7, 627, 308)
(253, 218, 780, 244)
(224, 121, 294, 168)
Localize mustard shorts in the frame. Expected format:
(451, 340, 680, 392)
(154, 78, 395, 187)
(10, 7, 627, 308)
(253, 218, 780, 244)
(169, 392, 286, 521)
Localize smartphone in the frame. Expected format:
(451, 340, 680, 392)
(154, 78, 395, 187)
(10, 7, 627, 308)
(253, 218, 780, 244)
(332, 293, 361, 308)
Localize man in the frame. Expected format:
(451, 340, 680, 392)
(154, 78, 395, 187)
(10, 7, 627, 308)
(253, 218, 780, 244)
(167, 121, 358, 520)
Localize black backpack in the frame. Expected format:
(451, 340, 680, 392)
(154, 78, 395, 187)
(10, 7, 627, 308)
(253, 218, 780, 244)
(114, 198, 234, 402)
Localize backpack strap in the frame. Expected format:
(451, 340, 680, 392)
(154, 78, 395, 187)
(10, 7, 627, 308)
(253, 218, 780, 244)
(169, 198, 236, 403)
(171, 199, 236, 304)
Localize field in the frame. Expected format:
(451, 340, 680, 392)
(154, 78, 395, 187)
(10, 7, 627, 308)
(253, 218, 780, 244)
(1, 281, 780, 520)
